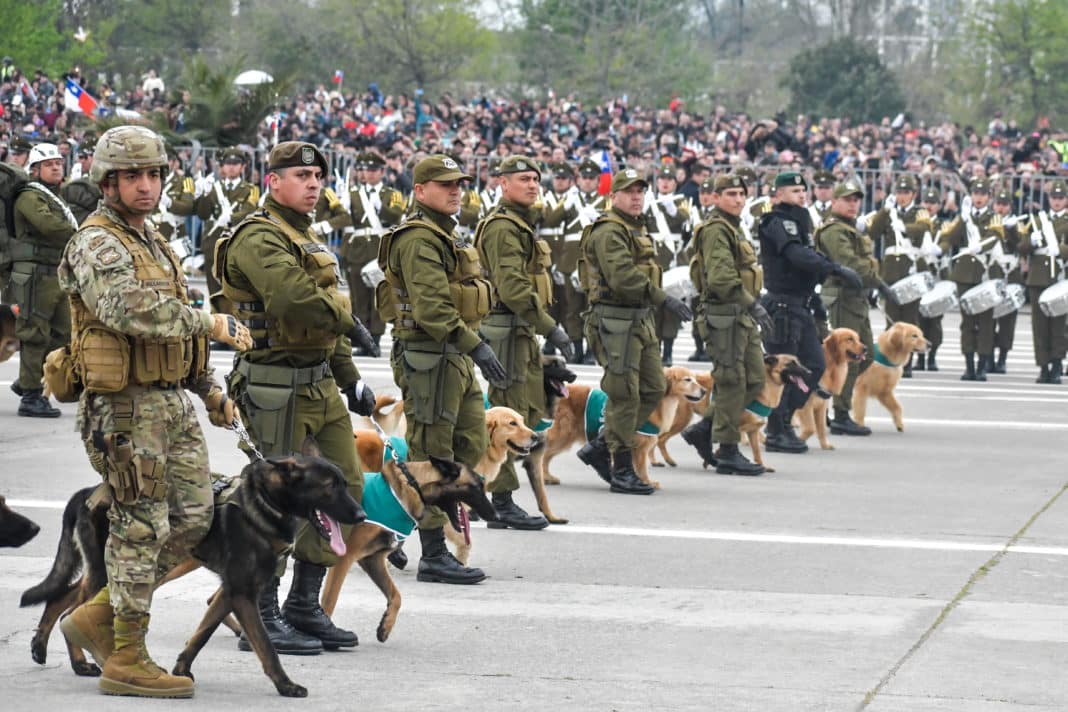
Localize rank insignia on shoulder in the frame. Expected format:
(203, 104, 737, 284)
(783, 220, 798, 235)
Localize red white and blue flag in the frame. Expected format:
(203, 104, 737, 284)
(332, 69, 344, 85)
(64, 78, 98, 115)
(597, 148, 612, 195)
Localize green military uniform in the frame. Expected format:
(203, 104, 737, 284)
(475, 158, 557, 500)
(991, 189, 1026, 371)
(154, 169, 196, 242)
(869, 175, 935, 328)
(581, 171, 667, 457)
(645, 167, 692, 360)
(690, 176, 765, 448)
(61, 177, 103, 225)
(0, 153, 29, 301)
(810, 169, 836, 226)
(196, 148, 259, 299)
(917, 187, 947, 366)
(555, 160, 608, 349)
(816, 182, 879, 415)
(536, 163, 581, 348)
(1017, 181, 1068, 382)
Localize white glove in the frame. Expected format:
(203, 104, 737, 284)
(884, 194, 897, 211)
(658, 194, 678, 217)
(550, 265, 565, 286)
(925, 244, 943, 258)
(1032, 233, 1043, 247)
(311, 220, 333, 236)
(964, 244, 980, 256)
(371, 193, 382, 212)
(1003, 216, 1019, 228)
(960, 195, 973, 217)
(158, 190, 172, 212)
(580, 205, 600, 223)
(194, 173, 214, 199)
(564, 190, 580, 213)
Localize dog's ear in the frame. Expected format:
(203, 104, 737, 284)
(300, 435, 321, 459)
(889, 325, 906, 351)
(264, 456, 303, 485)
(764, 353, 778, 367)
(428, 455, 462, 481)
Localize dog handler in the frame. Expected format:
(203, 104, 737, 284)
(57, 125, 252, 697)
(216, 141, 373, 654)
(475, 155, 572, 529)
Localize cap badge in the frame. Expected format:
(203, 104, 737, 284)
(301, 147, 314, 165)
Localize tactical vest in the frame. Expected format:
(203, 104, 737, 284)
(474, 207, 554, 310)
(215, 208, 346, 352)
(689, 215, 763, 300)
(70, 215, 208, 393)
(376, 213, 492, 340)
(578, 212, 662, 304)
(816, 217, 873, 291)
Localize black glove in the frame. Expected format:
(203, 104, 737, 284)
(343, 380, 376, 416)
(868, 290, 879, 308)
(748, 302, 774, 333)
(877, 280, 900, 306)
(662, 295, 693, 321)
(833, 264, 865, 291)
(546, 325, 574, 361)
(470, 341, 507, 387)
(346, 316, 380, 357)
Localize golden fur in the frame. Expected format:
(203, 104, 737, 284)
(650, 371, 714, 467)
(853, 322, 929, 432)
(795, 327, 867, 449)
(742, 354, 810, 473)
(632, 366, 707, 488)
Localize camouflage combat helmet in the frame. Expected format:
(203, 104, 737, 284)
(90, 125, 167, 184)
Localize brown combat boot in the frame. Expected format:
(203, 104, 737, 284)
(99, 615, 194, 698)
(60, 585, 115, 667)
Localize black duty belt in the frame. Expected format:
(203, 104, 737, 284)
(764, 292, 812, 309)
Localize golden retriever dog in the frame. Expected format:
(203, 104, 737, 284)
(742, 355, 812, 473)
(355, 394, 407, 436)
(853, 322, 929, 432)
(632, 366, 707, 488)
(651, 370, 713, 467)
(0, 303, 19, 363)
(795, 328, 867, 450)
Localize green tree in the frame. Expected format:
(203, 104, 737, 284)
(106, 0, 231, 78)
(781, 38, 905, 122)
(177, 56, 292, 147)
(0, 0, 109, 78)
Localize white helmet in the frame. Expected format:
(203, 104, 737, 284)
(27, 143, 62, 169)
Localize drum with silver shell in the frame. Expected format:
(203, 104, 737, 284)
(919, 280, 958, 318)
(1039, 280, 1068, 317)
(662, 266, 697, 301)
(993, 283, 1026, 318)
(360, 261, 385, 288)
(960, 279, 1007, 315)
(889, 272, 935, 305)
(168, 237, 192, 261)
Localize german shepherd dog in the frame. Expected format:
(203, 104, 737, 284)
(742, 354, 812, 473)
(0, 495, 40, 547)
(21, 437, 364, 698)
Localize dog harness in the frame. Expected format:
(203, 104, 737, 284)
(584, 388, 659, 442)
(361, 472, 417, 541)
(744, 400, 773, 418)
(872, 343, 899, 368)
(482, 391, 555, 433)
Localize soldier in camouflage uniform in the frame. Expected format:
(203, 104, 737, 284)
(644, 166, 691, 365)
(57, 125, 253, 698)
(195, 147, 259, 300)
(9, 143, 78, 417)
(475, 155, 573, 529)
(62, 141, 103, 225)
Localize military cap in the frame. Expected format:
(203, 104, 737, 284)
(413, 154, 473, 184)
(922, 187, 941, 203)
(497, 155, 541, 178)
(699, 177, 716, 193)
(656, 165, 677, 180)
(969, 177, 991, 193)
(578, 159, 600, 177)
(77, 139, 96, 157)
(833, 180, 865, 199)
(267, 141, 328, 175)
(220, 146, 248, 163)
(733, 166, 758, 184)
(894, 174, 918, 192)
(611, 168, 647, 192)
(994, 188, 1012, 203)
(713, 174, 746, 192)
(1049, 180, 1067, 198)
(813, 169, 835, 186)
(774, 171, 807, 189)
(9, 136, 32, 154)
(552, 162, 574, 178)
(357, 151, 385, 169)
(487, 156, 502, 177)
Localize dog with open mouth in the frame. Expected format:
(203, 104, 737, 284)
(741, 354, 812, 473)
(795, 327, 867, 450)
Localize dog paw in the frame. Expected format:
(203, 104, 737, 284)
(72, 660, 101, 677)
(30, 638, 46, 665)
(547, 515, 569, 525)
(652, 480, 661, 489)
(652, 462, 664, 468)
(278, 681, 308, 698)
(172, 662, 193, 681)
(377, 624, 390, 643)
(544, 474, 561, 485)
(665, 459, 677, 467)
(821, 444, 835, 451)
(764, 466, 776, 473)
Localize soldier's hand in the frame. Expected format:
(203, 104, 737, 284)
(211, 314, 253, 351)
(346, 316, 380, 357)
(471, 341, 508, 387)
(547, 325, 574, 361)
(662, 295, 693, 321)
(748, 302, 774, 333)
(832, 264, 865, 291)
(204, 389, 238, 429)
(877, 280, 900, 306)
(343, 380, 376, 416)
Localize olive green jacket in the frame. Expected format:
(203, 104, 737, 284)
(817, 215, 880, 292)
(694, 211, 755, 309)
(61, 178, 103, 226)
(13, 184, 77, 263)
(587, 207, 667, 307)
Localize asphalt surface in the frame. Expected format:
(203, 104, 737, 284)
(0, 307, 1066, 711)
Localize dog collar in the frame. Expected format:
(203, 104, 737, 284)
(383, 436, 408, 463)
(534, 418, 554, 433)
(745, 400, 773, 418)
(586, 388, 660, 441)
(361, 472, 417, 541)
(872, 343, 899, 368)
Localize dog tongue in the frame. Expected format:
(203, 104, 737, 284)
(791, 375, 810, 394)
(320, 511, 347, 556)
(561, 383, 569, 398)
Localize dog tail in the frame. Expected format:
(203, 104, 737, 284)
(374, 395, 400, 417)
(19, 487, 94, 607)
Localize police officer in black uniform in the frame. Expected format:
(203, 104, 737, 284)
(758, 172, 864, 453)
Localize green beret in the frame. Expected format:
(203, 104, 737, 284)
(267, 141, 328, 175)
(894, 174, 918, 192)
(969, 177, 991, 193)
(774, 172, 807, 189)
(611, 168, 647, 192)
(497, 155, 541, 178)
(713, 174, 746, 192)
(832, 180, 865, 199)
(220, 147, 248, 163)
(813, 169, 835, 186)
(578, 159, 600, 177)
(1049, 180, 1067, 198)
(413, 154, 473, 184)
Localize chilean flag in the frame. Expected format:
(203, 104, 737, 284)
(332, 69, 344, 85)
(64, 78, 98, 115)
(597, 148, 612, 195)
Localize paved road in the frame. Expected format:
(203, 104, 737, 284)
(0, 308, 1065, 711)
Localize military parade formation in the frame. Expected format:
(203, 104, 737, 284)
(0, 119, 1067, 699)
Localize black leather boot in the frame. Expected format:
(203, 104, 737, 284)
(18, 389, 60, 418)
(10, 381, 24, 397)
(764, 410, 808, 453)
(282, 561, 358, 649)
(989, 349, 1007, 374)
(1036, 363, 1050, 383)
(487, 491, 548, 530)
(1050, 360, 1063, 385)
(387, 542, 408, 569)
(688, 336, 708, 362)
(608, 450, 654, 495)
(961, 353, 977, 381)
(681, 418, 716, 468)
(927, 347, 939, 371)
(239, 577, 322, 655)
(829, 408, 871, 436)
(975, 354, 990, 381)
(714, 443, 764, 476)
(569, 339, 584, 365)
(371, 334, 382, 357)
(581, 346, 595, 365)
(661, 338, 674, 367)
(416, 527, 486, 584)
(577, 431, 612, 483)
(902, 354, 913, 378)
(914, 353, 926, 371)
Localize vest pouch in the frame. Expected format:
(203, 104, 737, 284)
(689, 254, 705, 294)
(376, 279, 397, 322)
(450, 279, 491, 326)
(189, 334, 210, 381)
(532, 238, 554, 306)
(454, 245, 483, 280)
(638, 261, 663, 289)
(79, 325, 130, 393)
(303, 246, 342, 289)
(131, 339, 185, 385)
(480, 316, 518, 388)
(242, 383, 296, 458)
(401, 350, 444, 424)
(597, 315, 638, 376)
(704, 314, 741, 364)
(44, 346, 83, 403)
(7, 270, 32, 314)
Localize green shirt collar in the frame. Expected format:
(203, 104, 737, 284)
(265, 195, 312, 231)
(610, 206, 645, 227)
(498, 199, 537, 227)
(414, 200, 460, 235)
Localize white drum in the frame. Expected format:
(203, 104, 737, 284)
(360, 261, 385, 289)
(662, 266, 696, 301)
(993, 283, 1026, 319)
(919, 280, 958, 318)
(1039, 281, 1068, 317)
(168, 237, 192, 261)
(889, 272, 935, 305)
(960, 279, 1007, 315)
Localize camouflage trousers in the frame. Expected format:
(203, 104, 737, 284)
(79, 388, 213, 619)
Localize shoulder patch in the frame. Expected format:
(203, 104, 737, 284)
(783, 220, 798, 235)
(95, 247, 122, 266)
(88, 235, 107, 251)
